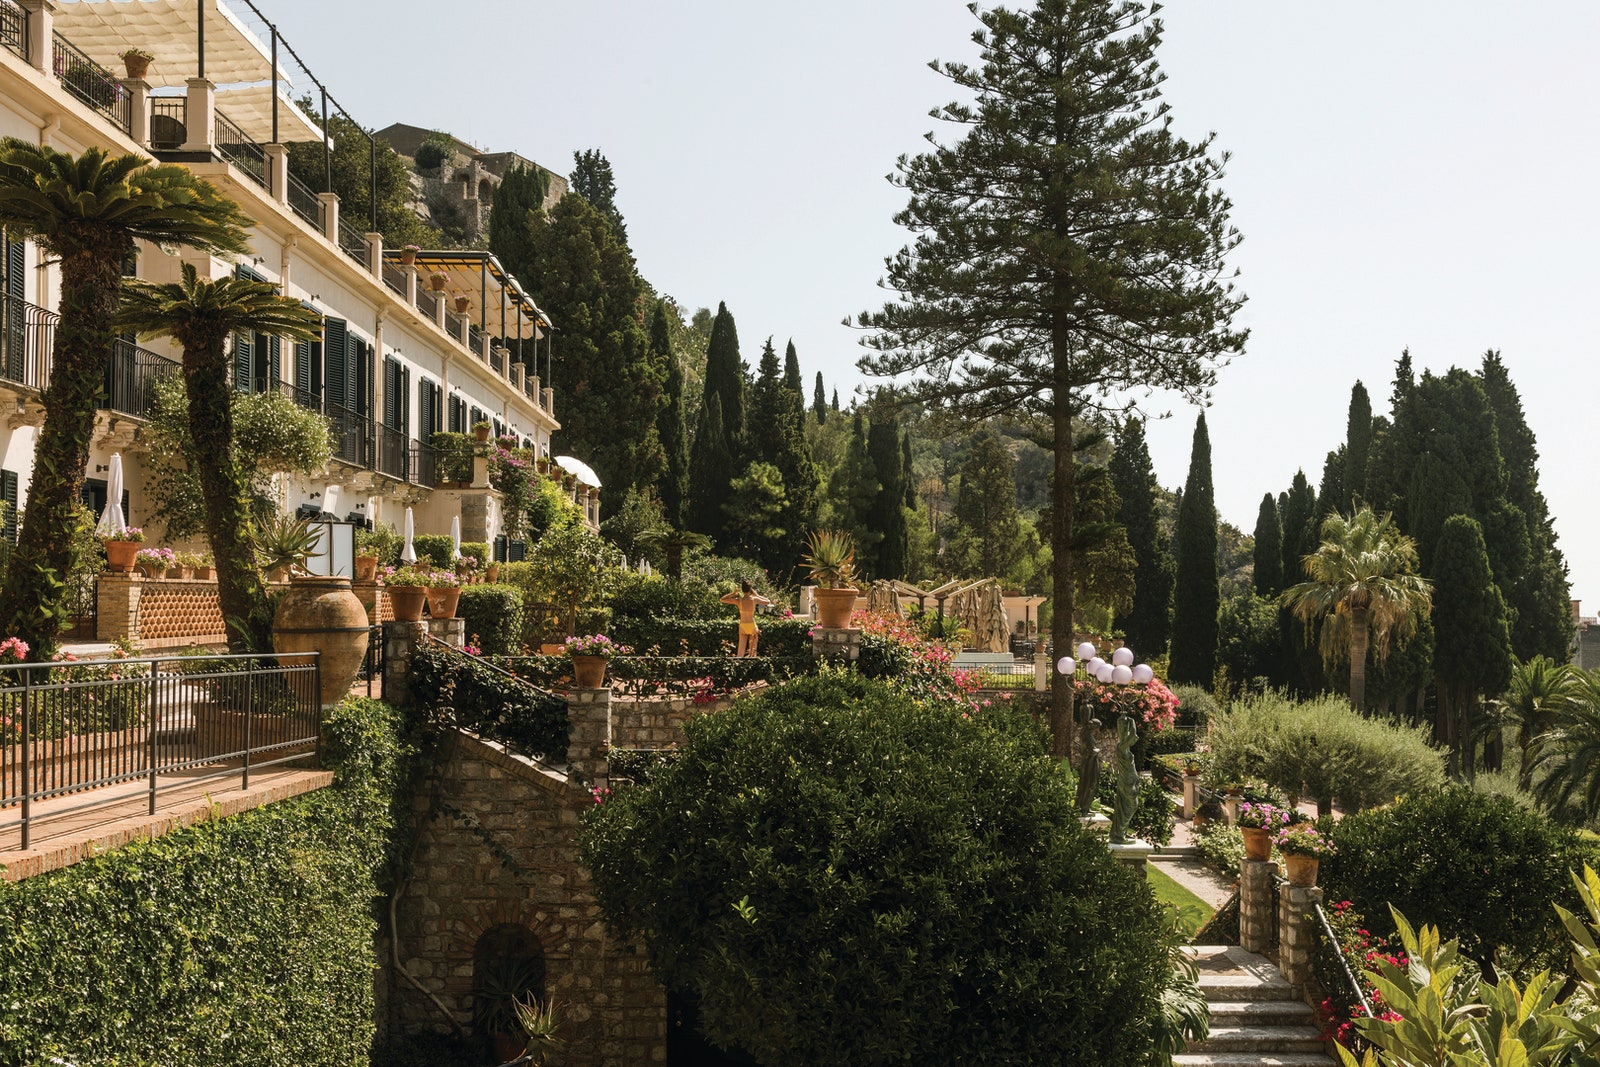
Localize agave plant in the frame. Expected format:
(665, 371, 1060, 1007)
(802, 529, 858, 589)
(252, 514, 321, 577)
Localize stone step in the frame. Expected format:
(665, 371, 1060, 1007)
(1172, 1054, 1335, 1067)
(1155, 845, 1204, 857)
(1206, 1000, 1317, 1027)
(1196, 973, 1299, 1001)
(1189, 1025, 1327, 1053)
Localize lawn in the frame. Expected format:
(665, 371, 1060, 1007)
(1147, 864, 1216, 939)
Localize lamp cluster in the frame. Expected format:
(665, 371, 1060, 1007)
(1057, 642, 1153, 685)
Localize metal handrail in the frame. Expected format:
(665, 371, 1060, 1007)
(52, 33, 131, 133)
(1313, 900, 1375, 1020)
(0, 0, 26, 61)
(149, 96, 187, 149)
(215, 108, 268, 189)
(286, 171, 322, 229)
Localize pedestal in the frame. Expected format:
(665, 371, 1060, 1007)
(1279, 882, 1324, 994)
(810, 627, 861, 663)
(1240, 857, 1279, 954)
(1108, 838, 1155, 879)
(1223, 794, 1241, 826)
(566, 687, 612, 790)
(1182, 773, 1202, 818)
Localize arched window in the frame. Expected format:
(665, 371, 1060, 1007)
(471, 924, 546, 1043)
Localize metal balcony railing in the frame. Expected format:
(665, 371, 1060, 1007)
(409, 439, 436, 488)
(0, 291, 57, 393)
(0, 0, 28, 61)
(52, 33, 131, 134)
(149, 96, 188, 150)
(215, 108, 267, 190)
(375, 423, 408, 481)
(381, 261, 408, 298)
(286, 172, 322, 230)
(104, 338, 181, 419)
(337, 220, 367, 268)
(325, 403, 373, 468)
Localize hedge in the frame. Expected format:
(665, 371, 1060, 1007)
(411, 643, 569, 762)
(412, 534, 455, 570)
(0, 698, 411, 1066)
(490, 653, 815, 697)
(610, 616, 814, 657)
(458, 583, 525, 655)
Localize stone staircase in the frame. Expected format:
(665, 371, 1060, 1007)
(1175, 946, 1335, 1067)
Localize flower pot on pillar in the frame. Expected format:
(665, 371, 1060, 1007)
(1284, 853, 1319, 887)
(426, 586, 460, 619)
(814, 587, 859, 629)
(387, 585, 426, 622)
(103, 540, 139, 573)
(354, 555, 378, 582)
(572, 654, 607, 688)
(1242, 827, 1272, 862)
(272, 575, 371, 709)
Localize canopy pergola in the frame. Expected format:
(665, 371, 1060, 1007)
(397, 250, 550, 344)
(54, 0, 283, 87)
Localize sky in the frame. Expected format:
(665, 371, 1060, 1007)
(266, 0, 1600, 604)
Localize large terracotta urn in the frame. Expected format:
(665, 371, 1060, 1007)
(272, 575, 371, 709)
(814, 587, 860, 629)
(1283, 853, 1320, 887)
(426, 586, 460, 619)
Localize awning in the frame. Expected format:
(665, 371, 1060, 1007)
(393, 250, 549, 342)
(211, 83, 323, 144)
(53, 0, 286, 89)
(553, 456, 601, 489)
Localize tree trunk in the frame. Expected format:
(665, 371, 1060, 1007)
(185, 334, 272, 652)
(1050, 362, 1077, 770)
(1348, 605, 1368, 713)
(0, 248, 124, 656)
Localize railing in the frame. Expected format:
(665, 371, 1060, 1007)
(381, 261, 408, 298)
(215, 108, 267, 189)
(104, 338, 181, 419)
(415, 286, 438, 319)
(149, 95, 188, 150)
(286, 171, 322, 230)
(375, 423, 408, 480)
(523, 376, 537, 401)
(966, 657, 1038, 690)
(1312, 900, 1374, 1019)
(488, 344, 504, 375)
(337, 219, 367, 268)
(355, 625, 383, 699)
(433, 438, 472, 485)
(444, 310, 466, 341)
(0, 291, 57, 393)
(52, 34, 131, 134)
(0, 652, 321, 850)
(325, 403, 373, 468)
(409, 439, 437, 488)
(261, 377, 323, 413)
(468, 324, 486, 357)
(0, 0, 28, 62)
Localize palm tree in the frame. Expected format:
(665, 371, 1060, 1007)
(1282, 508, 1433, 711)
(1486, 656, 1577, 789)
(1530, 670, 1600, 821)
(0, 140, 251, 654)
(117, 264, 322, 651)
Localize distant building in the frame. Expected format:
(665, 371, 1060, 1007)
(375, 123, 565, 241)
(1573, 601, 1600, 670)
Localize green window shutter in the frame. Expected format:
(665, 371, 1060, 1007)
(5, 239, 23, 299)
(448, 395, 462, 433)
(383, 357, 398, 430)
(352, 337, 369, 418)
(401, 365, 411, 435)
(417, 377, 435, 443)
(323, 318, 348, 410)
(265, 334, 281, 391)
(1, 469, 18, 542)
(233, 331, 254, 393)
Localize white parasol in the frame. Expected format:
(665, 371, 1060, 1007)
(400, 507, 417, 564)
(95, 452, 126, 536)
(450, 515, 461, 561)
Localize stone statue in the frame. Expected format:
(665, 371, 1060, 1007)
(1110, 714, 1140, 844)
(1073, 715, 1103, 816)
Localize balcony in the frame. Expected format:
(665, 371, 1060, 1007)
(0, 0, 26, 62)
(1, 292, 179, 422)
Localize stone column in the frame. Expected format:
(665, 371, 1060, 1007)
(460, 492, 493, 542)
(1034, 652, 1049, 691)
(1223, 794, 1241, 826)
(1279, 882, 1324, 994)
(96, 573, 143, 642)
(1239, 858, 1277, 954)
(365, 232, 383, 278)
(264, 144, 289, 205)
(1182, 773, 1202, 818)
(382, 620, 426, 708)
(404, 266, 418, 307)
(19, 0, 54, 76)
(122, 78, 152, 146)
(810, 627, 862, 663)
(180, 78, 215, 153)
(567, 687, 611, 791)
(427, 616, 464, 649)
(317, 191, 339, 242)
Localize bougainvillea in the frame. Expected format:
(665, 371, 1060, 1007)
(852, 610, 981, 708)
(1068, 674, 1179, 732)
(1314, 899, 1405, 1048)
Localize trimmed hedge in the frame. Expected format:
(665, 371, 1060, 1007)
(610, 616, 814, 657)
(458, 583, 525, 655)
(0, 698, 410, 1066)
(412, 534, 455, 570)
(460, 540, 490, 569)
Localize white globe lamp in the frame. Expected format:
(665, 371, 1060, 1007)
(1111, 647, 1134, 667)
(1112, 664, 1133, 685)
(1076, 641, 1097, 661)
(1132, 664, 1154, 685)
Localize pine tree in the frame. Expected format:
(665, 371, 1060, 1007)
(651, 302, 689, 528)
(867, 413, 909, 579)
(1170, 413, 1220, 686)
(687, 395, 735, 542)
(1344, 381, 1373, 506)
(702, 302, 745, 462)
(813, 372, 828, 424)
(1252, 493, 1283, 596)
(569, 149, 627, 243)
(947, 427, 1024, 580)
(1110, 418, 1172, 655)
(746, 338, 817, 570)
(1431, 514, 1512, 772)
(857, 2, 1245, 758)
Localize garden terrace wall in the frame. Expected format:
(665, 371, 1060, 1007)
(97, 573, 226, 646)
(611, 688, 755, 749)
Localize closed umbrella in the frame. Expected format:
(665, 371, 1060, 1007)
(95, 452, 126, 536)
(450, 515, 461, 561)
(400, 507, 417, 564)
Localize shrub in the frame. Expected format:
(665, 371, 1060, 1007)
(1321, 787, 1581, 973)
(1170, 684, 1219, 728)
(608, 572, 723, 621)
(459, 540, 490, 570)
(1206, 690, 1444, 812)
(1193, 820, 1245, 878)
(410, 643, 568, 762)
(610, 616, 813, 657)
(582, 672, 1175, 1065)
(457, 583, 524, 655)
(413, 131, 456, 170)
(411, 534, 455, 570)
(1096, 772, 1174, 846)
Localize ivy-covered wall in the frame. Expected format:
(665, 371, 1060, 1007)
(0, 698, 412, 1067)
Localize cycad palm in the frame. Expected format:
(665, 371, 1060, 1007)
(1282, 508, 1433, 711)
(1527, 669, 1600, 821)
(117, 264, 322, 651)
(0, 139, 251, 654)
(1487, 656, 1577, 790)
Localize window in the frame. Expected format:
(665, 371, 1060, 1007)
(1, 468, 17, 542)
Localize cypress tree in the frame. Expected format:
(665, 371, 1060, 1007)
(783, 340, 808, 439)
(1279, 470, 1316, 584)
(947, 427, 1025, 580)
(651, 302, 689, 528)
(1169, 413, 1219, 685)
(1313, 446, 1346, 529)
(702, 302, 745, 461)
(1431, 514, 1512, 772)
(1366, 351, 1416, 521)
(1344, 381, 1373, 507)
(1407, 453, 1471, 574)
(687, 394, 735, 543)
(1252, 493, 1283, 596)
(827, 414, 883, 563)
(1109, 418, 1172, 655)
(747, 338, 817, 568)
(902, 431, 917, 508)
(813, 372, 828, 424)
(832, 388, 839, 412)
(867, 413, 909, 578)
(569, 149, 627, 243)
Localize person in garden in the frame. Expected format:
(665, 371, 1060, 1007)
(720, 580, 772, 657)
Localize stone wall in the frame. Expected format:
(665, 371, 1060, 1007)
(610, 688, 756, 750)
(388, 729, 666, 1065)
(97, 573, 226, 647)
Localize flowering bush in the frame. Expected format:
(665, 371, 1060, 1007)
(1068, 675, 1179, 732)
(0, 636, 29, 663)
(854, 610, 980, 708)
(1236, 801, 1297, 831)
(103, 526, 144, 543)
(1313, 899, 1405, 1048)
(136, 546, 177, 567)
(1275, 823, 1333, 858)
(385, 566, 432, 587)
(564, 633, 631, 658)
(422, 569, 460, 588)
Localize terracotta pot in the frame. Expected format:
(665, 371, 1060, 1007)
(453, 296, 471, 314)
(1241, 826, 1272, 862)
(166, 566, 187, 580)
(135, 562, 159, 578)
(428, 273, 448, 292)
(194, 566, 215, 580)
(103, 540, 140, 573)
(354, 554, 378, 582)
(426, 586, 460, 619)
(1283, 852, 1320, 887)
(400, 249, 417, 266)
(489, 1033, 525, 1064)
(572, 653, 607, 688)
(122, 53, 151, 79)
(814, 586, 860, 629)
(485, 563, 500, 583)
(272, 575, 371, 709)
(388, 585, 426, 622)
(474, 425, 491, 443)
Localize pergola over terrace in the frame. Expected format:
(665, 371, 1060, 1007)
(390, 249, 554, 385)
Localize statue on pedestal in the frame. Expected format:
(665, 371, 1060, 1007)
(1110, 713, 1140, 844)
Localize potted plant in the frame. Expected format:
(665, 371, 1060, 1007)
(428, 271, 448, 292)
(804, 529, 860, 628)
(118, 48, 153, 80)
(400, 243, 420, 266)
(453, 295, 471, 314)
(563, 633, 629, 688)
(191, 551, 215, 580)
(425, 568, 461, 619)
(174, 550, 207, 579)
(1236, 802, 1294, 862)
(1275, 823, 1333, 886)
(385, 565, 430, 622)
(135, 545, 176, 577)
(102, 526, 145, 573)
(472, 419, 492, 444)
(456, 553, 482, 583)
(254, 514, 321, 583)
(512, 996, 565, 1066)
(473, 956, 548, 1064)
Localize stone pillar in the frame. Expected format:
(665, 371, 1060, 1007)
(1279, 882, 1324, 994)
(318, 191, 339, 242)
(181, 78, 215, 153)
(1239, 858, 1277, 954)
(810, 627, 862, 663)
(96, 573, 143, 642)
(19, 0, 54, 76)
(460, 492, 492, 542)
(1223, 794, 1241, 826)
(264, 144, 289, 205)
(434, 291, 447, 330)
(1034, 652, 1049, 692)
(1108, 839, 1155, 880)
(365, 231, 383, 277)
(404, 266, 418, 306)
(427, 616, 464, 649)
(470, 451, 491, 490)
(566, 687, 611, 791)
(1182, 773, 1202, 818)
(123, 78, 152, 146)
(382, 620, 425, 708)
